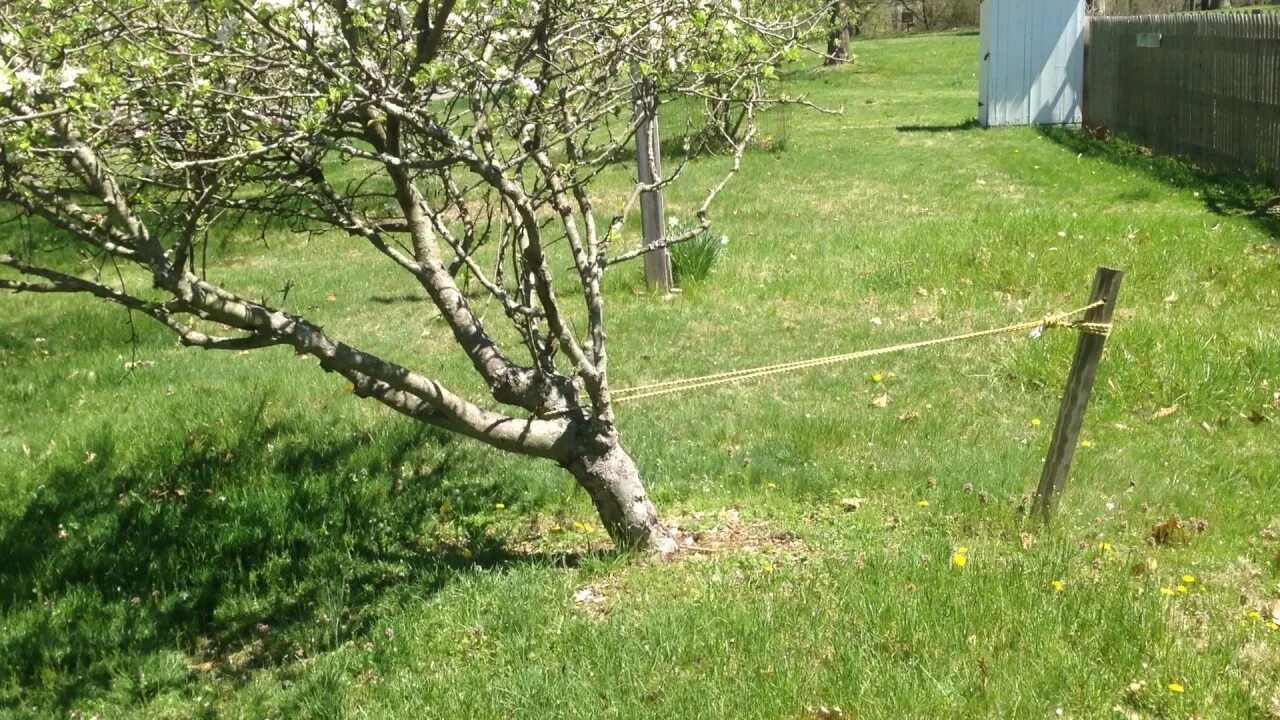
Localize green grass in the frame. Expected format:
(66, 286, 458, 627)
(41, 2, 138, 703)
(3, 33, 1280, 719)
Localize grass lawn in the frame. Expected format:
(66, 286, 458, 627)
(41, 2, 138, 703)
(2, 33, 1279, 719)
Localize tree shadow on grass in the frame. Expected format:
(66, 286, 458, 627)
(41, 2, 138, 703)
(1038, 125, 1280, 243)
(0, 400, 601, 715)
(895, 117, 981, 133)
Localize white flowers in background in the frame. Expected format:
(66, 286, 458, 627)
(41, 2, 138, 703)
(494, 65, 513, 81)
(15, 69, 42, 92)
(58, 65, 86, 89)
(667, 216, 679, 228)
(719, 235, 729, 246)
(0, 69, 12, 97)
(257, 0, 292, 9)
(515, 75, 537, 94)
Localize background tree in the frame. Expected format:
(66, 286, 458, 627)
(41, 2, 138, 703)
(0, 0, 812, 553)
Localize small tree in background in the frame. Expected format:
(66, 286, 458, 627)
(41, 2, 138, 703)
(0, 0, 815, 553)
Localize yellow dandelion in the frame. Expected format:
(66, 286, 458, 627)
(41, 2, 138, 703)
(1030, 417, 1042, 428)
(439, 500, 452, 514)
(1181, 574, 1195, 584)
(916, 499, 929, 508)
(344, 382, 355, 393)
(1052, 579, 1065, 592)
(952, 553, 967, 568)
(1081, 439, 1093, 448)
(1176, 585, 1188, 594)
(1246, 610, 1261, 621)
(955, 546, 969, 555)
(1160, 587, 1174, 596)
(1269, 621, 1279, 631)
(871, 372, 884, 383)
(766, 482, 777, 491)
(1168, 683, 1184, 694)
(494, 502, 506, 510)
(1099, 542, 1113, 553)
(582, 523, 595, 533)
(549, 523, 563, 533)
(762, 563, 775, 574)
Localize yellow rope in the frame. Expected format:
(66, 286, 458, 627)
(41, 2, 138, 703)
(611, 301, 1109, 404)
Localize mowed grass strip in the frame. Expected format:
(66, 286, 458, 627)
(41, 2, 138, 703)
(1, 33, 1278, 719)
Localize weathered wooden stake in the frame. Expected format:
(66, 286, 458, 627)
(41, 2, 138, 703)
(1033, 266, 1124, 523)
(630, 69, 674, 294)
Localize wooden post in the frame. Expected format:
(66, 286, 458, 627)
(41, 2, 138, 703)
(1033, 266, 1124, 523)
(630, 69, 674, 294)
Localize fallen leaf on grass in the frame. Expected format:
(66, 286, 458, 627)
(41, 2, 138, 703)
(1131, 557, 1159, 576)
(1150, 405, 1179, 420)
(839, 497, 865, 512)
(1163, 291, 1179, 305)
(898, 410, 922, 422)
(573, 586, 604, 604)
(1149, 517, 1208, 547)
(805, 706, 848, 720)
(870, 394, 891, 408)
(1200, 420, 1216, 435)
(1019, 531, 1036, 550)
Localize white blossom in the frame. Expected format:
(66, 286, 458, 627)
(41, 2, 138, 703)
(15, 69, 42, 92)
(515, 76, 537, 94)
(58, 65, 86, 89)
(0, 69, 12, 97)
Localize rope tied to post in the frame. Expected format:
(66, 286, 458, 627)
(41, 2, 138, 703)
(611, 300, 1112, 404)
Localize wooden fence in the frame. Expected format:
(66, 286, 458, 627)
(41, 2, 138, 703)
(1085, 13, 1280, 185)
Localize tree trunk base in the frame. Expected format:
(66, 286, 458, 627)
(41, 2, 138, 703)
(567, 440, 677, 556)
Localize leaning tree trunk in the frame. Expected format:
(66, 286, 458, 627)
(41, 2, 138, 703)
(825, 0, 852, 66)
(565, 433, 678, 555)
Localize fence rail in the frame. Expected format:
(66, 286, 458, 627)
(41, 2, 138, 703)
(1085, 13, 1280, 185)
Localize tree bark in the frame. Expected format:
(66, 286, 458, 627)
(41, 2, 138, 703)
(825, 0, 851, 66)
(565, 435, 677, 555)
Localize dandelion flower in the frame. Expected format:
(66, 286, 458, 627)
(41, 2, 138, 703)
(916, 499, 929, 508)
(766, 482, 777, 491)
(1176, 585, 1188, 594)
(952, 553, 967, 568)
(1168, 683, 1184, 694)
(871, 372, 884, 383)
(1181, 574, 1195, 584)
(762, 563, 775, 574)
(955, 546, 969, 555)
(1081, 439, 1093, 448)
(1099, 542, 1112, 552)
(1160, 587, 1174, 596)
(1052, 579, 1065, 592)
(1030, 418, 1042, 428)
(1246, 610, 1261, 621)
(494, 502, 506, 510)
